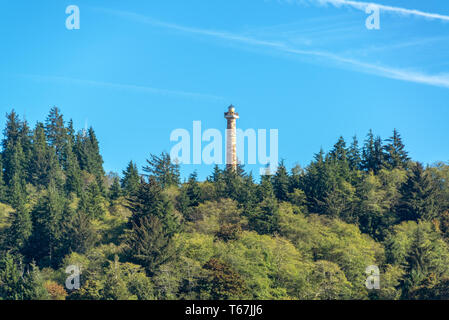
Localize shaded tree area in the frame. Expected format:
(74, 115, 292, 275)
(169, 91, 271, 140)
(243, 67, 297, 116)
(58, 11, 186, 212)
(1, 109, 449, 300)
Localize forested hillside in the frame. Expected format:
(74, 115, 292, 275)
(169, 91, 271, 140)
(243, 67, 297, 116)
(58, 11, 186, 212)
(1, 107, 449, 300)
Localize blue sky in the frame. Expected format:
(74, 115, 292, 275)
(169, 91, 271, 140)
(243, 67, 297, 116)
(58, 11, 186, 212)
(1, 0, 448, 180)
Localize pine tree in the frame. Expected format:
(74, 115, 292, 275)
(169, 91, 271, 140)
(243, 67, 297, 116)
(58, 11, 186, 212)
(397, 163, 437, 222)
(67, 119, 75, 144)
(125, 215, 176, 276)
(247, 174, 280, 235)
(301, 148, 334, 214)
(109, 177, 122, 201)
(45, 107, 67, 162)
(73, 127, 105, 180)
(60, 209, 97, 255)
(86, 127, 105, 178)
(347, 136, 361, 171)
(361, 130, 376, 172)
(78, 181, 106, 219)
(361, 130, 385, 174)
(143, 152, 180, 188)
(330, 136, 347, 162)
(384, 129, 409, 170)
(208, 165, 223, 183)
(101, 257, 132, 300)
(19, 119, 33, 179)
(29, 123, 63, 188)
(2, 110, 21, 151)
(401, 224, 436, 299)
(2, 111, 26, 188)
(0, 157, 7, 202)
(21, 262, 49, 300)
(0, 253, 49, 300)
(7, 199, 32, 253)
(207, 165, 226, 200)
(27, 182, 66, 267)
(0, 253, 26, 300)
(373, 136, 385, 173)
(185, 171, 201, 207)
(121, 161, 140, 196)
(273, 160, 289, 202)
(7, 150, 26, 209)
(62, 139, 82, 195)
(127, 177, 180, 236)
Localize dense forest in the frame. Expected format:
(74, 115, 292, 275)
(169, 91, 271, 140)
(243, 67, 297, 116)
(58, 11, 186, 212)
(0, 107, 449, 300)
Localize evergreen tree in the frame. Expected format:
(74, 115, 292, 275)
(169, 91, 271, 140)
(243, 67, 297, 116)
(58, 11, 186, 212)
(0, 157, 6, 202)
(328, 137, 350, 181)
(62, 139, 82, 195)
(109, 177, 122, 201)
(45, 107, 67, 162)
(384, 129, 409, 170)
(400, 223, 449, 299)
(0, 253, 25, 300)
(397, 163, 437, 222)
(86, 127, 105, 178)
(329, 136, 347, 162)
(2, 110, 21, 151)
(127, 176, 180, 236)
(125, 215, 176, 276)
(121, 161, 140, 196)
(301, 148, 333, 214)
(185, 171, 201, 207)
(361, 131, 385, 174)
(143, 152, 180, 188)
(208, 165, 223, 183)
(373, 136, 385, 173)
(2, 111, 26, 188)
(248, 174, 280, 235)
(18, 119, 33, 178)
(60, 209, 97, 255)
(347, 136, 361, 171)
(7, 155, 26, 209)
(101, 257, 132, 300)
(22, 262, 49, 300)
(73, 127, 105, 179)
(78, 181, 106, 219)
(27, 182, 66, 267)
(208, 165, 226, 200)
(67, 119, 75, 144)
(273, 160, 289, 202)
(7, 202, 32, 253)
(222, 166, 245, 202)
(29, 123, 63, 188)
(0, 253, 48, 300)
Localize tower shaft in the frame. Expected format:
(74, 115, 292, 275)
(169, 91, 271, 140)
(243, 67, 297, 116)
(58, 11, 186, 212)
(224, 105, 239, 171)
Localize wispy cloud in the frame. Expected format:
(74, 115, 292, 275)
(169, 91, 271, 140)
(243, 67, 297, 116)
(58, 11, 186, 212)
(20, 74, 224, 101)
(97, 8, 449, 89)
(300, 0, 449, 22)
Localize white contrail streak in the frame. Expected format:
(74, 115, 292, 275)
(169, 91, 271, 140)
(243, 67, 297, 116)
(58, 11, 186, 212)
(20, 74, 224, 101)
(311, 0, 449, 22)
(97, 8, 449, 89)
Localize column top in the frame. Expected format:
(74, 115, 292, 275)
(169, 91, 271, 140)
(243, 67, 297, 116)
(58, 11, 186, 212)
(224, 105, 239, 119)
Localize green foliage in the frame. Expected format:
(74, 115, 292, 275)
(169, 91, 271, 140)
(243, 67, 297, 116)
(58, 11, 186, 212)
(143, 152, 180, 188)
(78, 181, 107, 219)
(196, 258, 246, 300)
(121, 161, 140, 196)
(1, 109, 449, 300)
(0, 253, 49, 300)
(397, 162, 437, 222)
(385, 221, 449, 299)
(125, 216, 177, 276)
